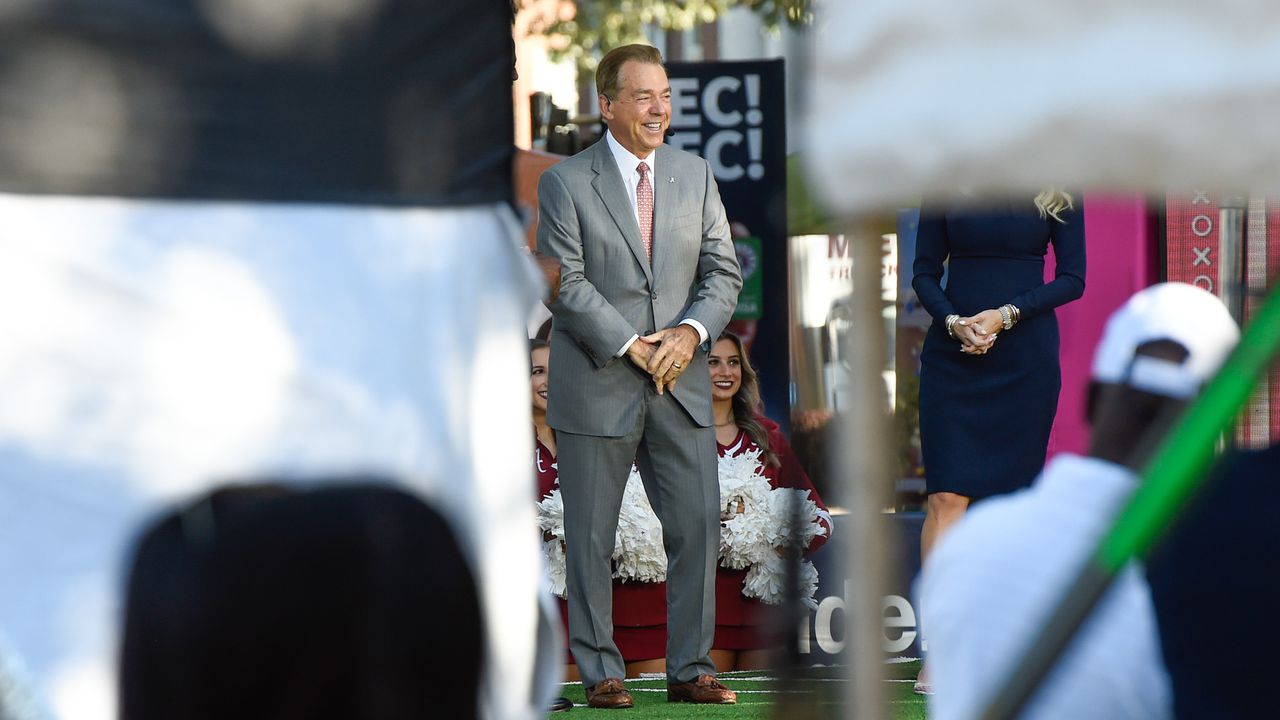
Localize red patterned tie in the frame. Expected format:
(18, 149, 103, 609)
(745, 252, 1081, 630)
(636, 162, 653, 262)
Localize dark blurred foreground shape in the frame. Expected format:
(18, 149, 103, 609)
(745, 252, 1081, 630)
(0, 0, 514, 205)
(1147, 443, 1280, 720)
(120, 482, 484, 720)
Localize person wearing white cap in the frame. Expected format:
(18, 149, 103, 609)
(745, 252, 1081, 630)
(916, 282, 1240, 720)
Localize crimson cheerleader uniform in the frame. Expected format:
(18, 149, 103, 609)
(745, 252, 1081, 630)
(713, 416, 832, 650)
(535, 436, 668, 662)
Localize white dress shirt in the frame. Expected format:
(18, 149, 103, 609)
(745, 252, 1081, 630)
(603, 130, 709, 356)
(605, 128, 656, 223)
(917, 453, 1172, 720)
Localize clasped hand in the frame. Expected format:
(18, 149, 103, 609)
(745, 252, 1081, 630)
(627, 324, 699, 394)
(954, 308, 1004, 355)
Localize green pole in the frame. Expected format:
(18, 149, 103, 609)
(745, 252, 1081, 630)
(979, 284, 1280, 720)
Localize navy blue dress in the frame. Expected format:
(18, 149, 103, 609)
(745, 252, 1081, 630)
(912, 199, 1086, 499)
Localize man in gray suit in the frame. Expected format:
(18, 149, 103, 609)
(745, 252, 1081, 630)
(536, 44, 742, 709)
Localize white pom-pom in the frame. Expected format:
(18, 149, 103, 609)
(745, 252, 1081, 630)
(536, 470, 667, 587)
(536, 488, 566, 540)
(720, 512, 771, 569)
(742, 555, 820, 608)
(763, 488, 827, 552)
(717, 448, 826, 603)
(537, 489, 569, 597)
(612, 466, 667, 583)
(542, 538, 568, 598)
(717, 448, 774, 569)
(717, 449, 772, 516)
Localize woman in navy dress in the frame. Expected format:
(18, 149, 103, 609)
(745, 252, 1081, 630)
(912, 192, 1086, 561)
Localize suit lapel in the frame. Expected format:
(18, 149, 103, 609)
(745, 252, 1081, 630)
(590, 141, 653, 284)
(651, 144, 677, 282)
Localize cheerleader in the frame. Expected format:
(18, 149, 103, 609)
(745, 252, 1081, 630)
(532, 339, 558, 494)
(708, 331, 832, 671)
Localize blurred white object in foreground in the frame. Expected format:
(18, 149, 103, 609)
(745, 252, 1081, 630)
(807, 1, 1280, 211)
(0, 197, 546, 720)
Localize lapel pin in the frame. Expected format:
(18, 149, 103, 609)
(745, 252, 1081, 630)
(668, 177, 675, 183)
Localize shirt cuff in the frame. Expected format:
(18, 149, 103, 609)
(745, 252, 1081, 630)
(680, 319, 709, 344)
(616, 334, 639, 357)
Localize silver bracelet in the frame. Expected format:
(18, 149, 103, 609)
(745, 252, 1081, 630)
(998, 305, 1013, 330)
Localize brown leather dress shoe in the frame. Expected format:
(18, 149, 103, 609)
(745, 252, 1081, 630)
(585, 678, 634, 709)
(667, 673, 737, 704)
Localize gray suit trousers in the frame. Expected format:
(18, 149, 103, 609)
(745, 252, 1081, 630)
(557, 386, 720, 687)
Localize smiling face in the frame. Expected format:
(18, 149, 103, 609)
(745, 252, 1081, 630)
(708, 338, 742, 403)
(598, 60, 671, 158)
(530, 346, 549, 414)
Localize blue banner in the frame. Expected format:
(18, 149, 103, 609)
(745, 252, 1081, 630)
(665, 59, 789, 431)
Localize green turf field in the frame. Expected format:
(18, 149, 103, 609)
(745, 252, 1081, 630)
(554, 660, 928, 719)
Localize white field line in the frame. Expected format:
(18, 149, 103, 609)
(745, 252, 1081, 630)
(637, 660, 917, 679)
(562, 677, 911, 685)
(629, 688, 813, 694)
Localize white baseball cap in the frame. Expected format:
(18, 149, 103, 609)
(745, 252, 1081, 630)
(1091, 282, 1240, 399)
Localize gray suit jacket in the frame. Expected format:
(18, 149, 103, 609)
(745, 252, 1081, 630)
(537, 139, 742, 437)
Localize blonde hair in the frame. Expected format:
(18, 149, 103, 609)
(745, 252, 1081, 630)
(1033, 189, 1074, 223)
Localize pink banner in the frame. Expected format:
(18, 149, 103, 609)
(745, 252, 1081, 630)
(1050, 193, 1157, 458)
